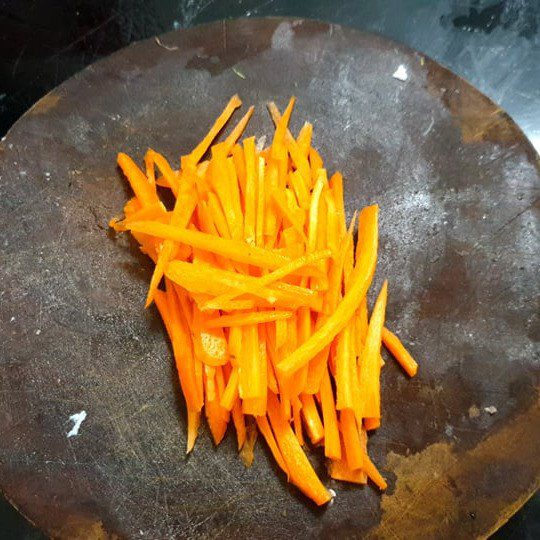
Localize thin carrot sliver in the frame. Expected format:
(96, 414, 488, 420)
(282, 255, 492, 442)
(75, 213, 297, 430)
(340, 409, 364, 471)
(117, 152, 162, 208)
(358, 280, 388, 420)
(186, 409, 201, 454)
(128, 221, 292, 269)
(319, 367, 341, 460)
(300, 393, 324, 444)
(381, 327, 418, 377)
(256, 415, 289, 475)
(205, 310, 292, 328)
(267, 393, 331, 506)
(188, 94, 241, 165)
(243, 136, 257, 244)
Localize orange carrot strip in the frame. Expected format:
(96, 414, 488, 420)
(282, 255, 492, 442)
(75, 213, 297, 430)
(335, 323, 355, 410)
(255, 156, 265, 247)
(186, 409, 200, 454)
(296, 122, 313, 158)
(309, 147, 323, 177)
(207, 192, 232, 239)
(231, 144, 247, 198)
(270, 97, 295, 159)
(239, 418, 258, 467)
(166, 261, 318, 309)
(328, 457, 367, 484)
(292, 398, 305, 446)
(145, 149, 180, 196)
(288, 169, 311, 210)
(277, 205, 378, 376)
(358, 281, 388, 419)
(276, 317, 288, 350)
(340, 409, 364, 471)
(267, 102, 311, 189)
(128, 221, 293, 269)
(325, 193, 338, 257)
(226, 156, 244, 239)
(319, 367, 341, 460)
(220, 367, 239, 410)
(381, 327, 418, 377)
(307, 170, 327, 253)
(329, 172, 345, 236)
(223, 105, 254, 154)
(239, 325, 262, 399)
(363, 453, 387, 490)
(256, 415, 289, 475)
(267, 392, 331, 505)
(157, 282, 202, 411)
(364, 417, 380, 431)
(188, 94, 241, 165)
(243, 136, 257, 244)
(117, 152, 162, 208)
(272, 189, 307, 241)
(205, 310, 292, 328)
(232, 400, 247, 450)
(145, 174, 197, 307)
(300, 393, 324, 444)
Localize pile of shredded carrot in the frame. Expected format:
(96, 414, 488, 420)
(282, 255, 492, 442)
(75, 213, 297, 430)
(110, 95, 418, 505)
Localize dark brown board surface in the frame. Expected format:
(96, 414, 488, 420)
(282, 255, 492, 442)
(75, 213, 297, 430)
(0, 18, 538, 539)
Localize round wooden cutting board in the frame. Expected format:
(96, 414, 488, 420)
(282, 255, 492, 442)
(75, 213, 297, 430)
(0, 18, 538, 539)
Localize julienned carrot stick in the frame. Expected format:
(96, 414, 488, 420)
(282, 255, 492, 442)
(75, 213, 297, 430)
(357, 280, 388, 420)
(381, 327, 418, 377)
(111, 97, 419, 506)
(205, 310, 292, 328)
(117, 152, 162, 208)
(127, 221, 292, 269)
(300, 393, 324, 444)
(267, 393, 331, 506)
(188, 94, 242, 165)
(277, 205, 378, 376)
(255, 415, 289, 475)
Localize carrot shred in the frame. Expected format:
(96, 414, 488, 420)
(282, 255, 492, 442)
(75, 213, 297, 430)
(267, 392, 331, 506)
(112, 97, 418, 506)
(358, 280, 388, 420)
(300, 393, 324, 445)
(382, 327, 419, 377)
(188, 94, 242, 165)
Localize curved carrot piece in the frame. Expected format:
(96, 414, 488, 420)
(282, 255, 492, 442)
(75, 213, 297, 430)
(256, 415, 289, 475)
(267, 392, 331, 506)
(381, 327, 418, 377)
(277, 205, 378, 376)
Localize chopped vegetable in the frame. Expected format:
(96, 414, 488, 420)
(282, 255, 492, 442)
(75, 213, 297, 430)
(111, 96, 420, 505)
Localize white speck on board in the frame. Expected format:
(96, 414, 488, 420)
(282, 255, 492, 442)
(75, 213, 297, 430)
(392, 64, 408, 82)
(67, 410, 87, 437)
(484, 406, 498, 415)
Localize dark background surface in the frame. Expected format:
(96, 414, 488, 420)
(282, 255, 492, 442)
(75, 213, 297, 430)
(0, 0, 538, 538)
